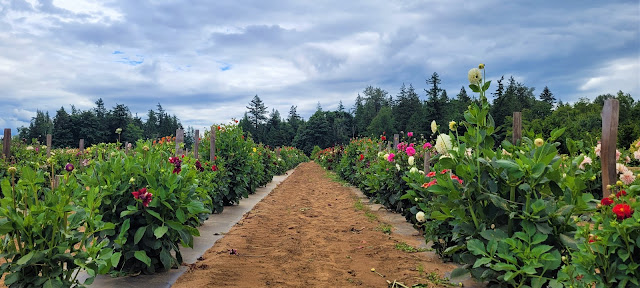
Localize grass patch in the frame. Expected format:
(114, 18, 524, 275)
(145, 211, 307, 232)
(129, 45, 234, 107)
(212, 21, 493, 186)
(376, 223, 393, 234)
(395, 241, 429, 253)
(365, 210, 378, 221)
(324, 171, 351, 186)
(354, 199, 365, 211)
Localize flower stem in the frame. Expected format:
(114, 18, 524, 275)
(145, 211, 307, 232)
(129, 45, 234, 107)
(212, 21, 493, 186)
(508, 185, 516, 236)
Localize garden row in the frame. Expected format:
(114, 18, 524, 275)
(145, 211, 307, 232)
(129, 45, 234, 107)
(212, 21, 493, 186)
(0, 122, 308, 287)
(315, 65, 640, 288)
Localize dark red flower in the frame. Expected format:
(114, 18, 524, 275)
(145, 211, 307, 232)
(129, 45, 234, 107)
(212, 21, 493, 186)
(381, 135, 387, 141)
(65, 163, 74, 172)
(612, 203, 634, 220)
(132, 188, 153, 207)
(440, 169, 449, 174)
(359, 154, 364, 161)
(600, 197, 614, 206)
(212, 165, 218, 171)
(616, 190, 627, 198)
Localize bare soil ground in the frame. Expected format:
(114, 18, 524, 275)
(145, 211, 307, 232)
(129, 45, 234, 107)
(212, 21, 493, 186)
(173, 162, 458, 288)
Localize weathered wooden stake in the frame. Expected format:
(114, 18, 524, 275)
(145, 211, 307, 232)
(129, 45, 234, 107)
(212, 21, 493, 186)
(393, 134, 399, 148)
(423, 151, 431, 173)
(210, 126, 216, 162)
(124, 141, 130, 154)
(378, 142, 382, 152)
(175, 129, 184, 156)
(46, 134, 52, 158)
(3, 128, 10, 160)
(601, 99, 619, 198)
(53, 175, 63, 189)
(194, 129, 200, 159)
(512, 112, 522, 144)
(276, 146, 281, 158)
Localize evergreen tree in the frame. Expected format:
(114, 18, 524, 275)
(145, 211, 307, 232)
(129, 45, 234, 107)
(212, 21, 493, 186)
(425, 72, 447, 125)
(367, 106, 395, 137)
(246, 95, 268, 142)
(393, 83, 421, 133)
(539, 86, 555, 106)
(52, 107, 74, 148)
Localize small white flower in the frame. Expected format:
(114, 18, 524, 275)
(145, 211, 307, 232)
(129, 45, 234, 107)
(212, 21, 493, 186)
(416, 211, 426, 222)
(634, 150, 640, 161)
(26, 146, 34, 151)
(396, 164, 401, 171)
(414, 197, 419, 202)
(410, 167, 419, 173)
(408, 156, 415, 166)
(594, 143, 601, 157)
(465, 148, 473, 158)
(431, 120, 438, 134)
(502, 149, 512, 156)
(468, 68, 482, 85)
(384, 153, 390, 160)
(378, 151, 384, 157)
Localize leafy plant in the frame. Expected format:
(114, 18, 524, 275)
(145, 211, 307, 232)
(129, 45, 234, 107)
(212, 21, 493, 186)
(0, 165, 120, 287)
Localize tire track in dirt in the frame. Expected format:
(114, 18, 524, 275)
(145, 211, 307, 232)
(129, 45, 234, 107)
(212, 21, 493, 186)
(173, 162, 457, 287)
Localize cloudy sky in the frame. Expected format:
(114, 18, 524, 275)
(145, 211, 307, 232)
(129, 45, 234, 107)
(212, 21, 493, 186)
(1, 0, 638, 134)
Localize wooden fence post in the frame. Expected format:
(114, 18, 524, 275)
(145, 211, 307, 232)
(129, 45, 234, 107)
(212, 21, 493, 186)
(513, 112, 522, 144)
(601, 99, 619, 198)
(393, 134, 399, 148)
(46, 134, 52, 158)
(124, 141, 130, 155)
(276, 146, 281, 158)
(423, 151, 431, 173)
(3, 129, 10, 160)
(210, 126, 216, 162)
(175, 129, 184, 156)
(194, 129, 200, 159)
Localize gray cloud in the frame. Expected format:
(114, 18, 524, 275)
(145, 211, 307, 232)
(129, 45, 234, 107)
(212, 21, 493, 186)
(0, 0, 637, 135)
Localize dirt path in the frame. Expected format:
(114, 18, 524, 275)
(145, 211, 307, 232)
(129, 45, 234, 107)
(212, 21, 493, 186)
(173, 162, 457, 287)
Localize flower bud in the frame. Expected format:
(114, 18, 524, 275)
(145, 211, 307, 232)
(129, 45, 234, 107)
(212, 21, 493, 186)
(616, 180, 623, 187)
(534, 138, 544, 147)
(8, 167, 17, 175)
(479, 63, 485, 69)
(143, 145, 150, 151)
(129, 177, 136, 184)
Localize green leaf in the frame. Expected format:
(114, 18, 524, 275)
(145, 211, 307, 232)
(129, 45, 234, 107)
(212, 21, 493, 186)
(531, 245, 553, 255)
(618, 249, 630, 262)
(487, 193, 510, 212)
(559, 233, 578, 250)
(160, 248, 173, 270)
(0, 217, 14, 234)
(16, 251, 34, 265)
(449, 267, 470, 281)
(134, 250, 151, 267)
(154, 226, 169, 239)
(549, 127, 566, 141)
(43, 278, 64, 288)
(531, 163, 546, 179)
(493, 263, 517, 272)
(531, 233, 548, 245)
(480, 229, 508, 241)
(467, 239, 487, 256)
(111, 252, 122, 267)
(473, 257, 492, 268)
(146, 209, 163, 222)
(469, 84, 481, 93)
(134, 226, 146, 244)
(495, 159, 520, 171)
(482, 80, 491, 92)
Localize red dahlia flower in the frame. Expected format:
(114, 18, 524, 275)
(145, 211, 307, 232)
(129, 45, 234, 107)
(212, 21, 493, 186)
(132, 187, 153, 207)
(616, 190, 627, 198)
(600, 197, 614, 206)
(359, 154, 364, 161)
(612, 203, 634, 220)
(426, 171, 436, 177)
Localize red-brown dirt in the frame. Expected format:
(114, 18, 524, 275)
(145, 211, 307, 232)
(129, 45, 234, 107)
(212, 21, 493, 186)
(173, 162, 457, 287)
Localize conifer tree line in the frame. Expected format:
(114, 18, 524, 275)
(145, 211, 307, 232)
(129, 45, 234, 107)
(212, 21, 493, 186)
(241, 73, 639, 155)
(16, 73, 639, 154)
(18, 99, 183, 148)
